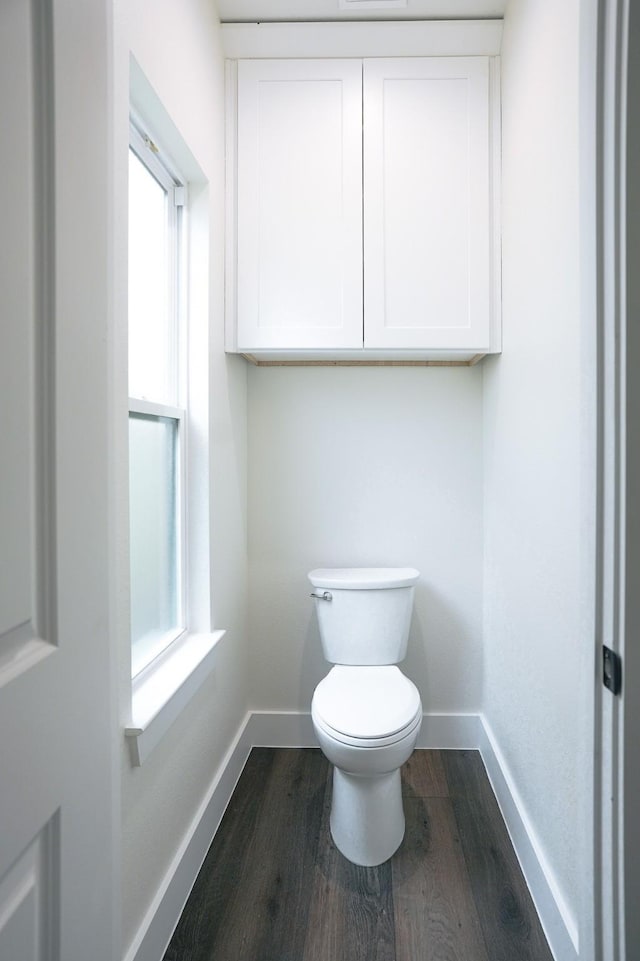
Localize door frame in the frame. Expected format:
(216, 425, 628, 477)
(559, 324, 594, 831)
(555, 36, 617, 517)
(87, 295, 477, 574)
(594, 0, 640, 957)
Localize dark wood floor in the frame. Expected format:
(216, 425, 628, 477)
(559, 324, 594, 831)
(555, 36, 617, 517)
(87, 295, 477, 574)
(163, 749, 554, 961)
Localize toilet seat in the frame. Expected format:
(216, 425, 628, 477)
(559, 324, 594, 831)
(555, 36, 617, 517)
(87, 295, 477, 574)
(312, 665, 422, 747)
(313, 707, 422, 749)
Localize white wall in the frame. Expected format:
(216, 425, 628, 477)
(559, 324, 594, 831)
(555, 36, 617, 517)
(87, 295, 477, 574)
(483, 0, 593, 949)
(107, 3, 596, 955)
(248, 367, 484, 716)
(114, 0, 249, 952)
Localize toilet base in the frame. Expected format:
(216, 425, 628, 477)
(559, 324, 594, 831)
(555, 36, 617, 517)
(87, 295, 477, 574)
(330, 767, 405, 866)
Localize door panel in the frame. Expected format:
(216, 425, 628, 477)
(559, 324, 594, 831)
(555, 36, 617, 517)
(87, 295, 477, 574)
(0, 0, 54, 677)
(0, 823, 57, 961)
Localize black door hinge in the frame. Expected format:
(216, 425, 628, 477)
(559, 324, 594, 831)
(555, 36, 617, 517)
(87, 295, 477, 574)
(603, 645, 622, 696)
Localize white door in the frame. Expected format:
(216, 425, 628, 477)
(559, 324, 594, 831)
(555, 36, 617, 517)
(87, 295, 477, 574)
(236, 58, 363, 351)
(0, 3, 116, 960)
(363, 57, 493, 351)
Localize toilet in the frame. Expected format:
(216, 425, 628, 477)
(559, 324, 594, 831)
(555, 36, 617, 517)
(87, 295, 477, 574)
(309, 567, 422, 867)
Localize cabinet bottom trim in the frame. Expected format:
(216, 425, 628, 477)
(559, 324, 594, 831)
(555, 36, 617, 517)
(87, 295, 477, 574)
(241, 353, 486, 367)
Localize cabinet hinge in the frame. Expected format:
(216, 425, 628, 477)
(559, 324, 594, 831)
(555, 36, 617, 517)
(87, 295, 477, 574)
(603, 645, 622, 696)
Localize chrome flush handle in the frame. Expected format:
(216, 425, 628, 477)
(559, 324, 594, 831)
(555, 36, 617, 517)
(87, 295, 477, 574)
(310, 591, 332, 601)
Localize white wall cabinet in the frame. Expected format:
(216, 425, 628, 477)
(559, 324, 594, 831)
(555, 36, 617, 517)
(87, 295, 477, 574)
(235, 59, 364, 351)
(227, 55, 500, 362)
(364, 58, 493, 351)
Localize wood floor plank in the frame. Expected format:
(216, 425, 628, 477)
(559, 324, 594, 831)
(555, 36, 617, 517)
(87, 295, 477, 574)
(439, 749, 491, 799)
(164, 748, 555, 961)
(302, 769, 396, 961)
(441, 751, 554, 961)
(401, 750, 449, 798)
(392, 797, 490, 961)
(164, 748, 327, 961)
(163, 747, 274, 961)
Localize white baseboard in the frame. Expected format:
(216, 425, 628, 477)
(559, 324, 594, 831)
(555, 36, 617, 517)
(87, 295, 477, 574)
(125, 710, 577, 961)
(247, 710, 317, 747)
(478, 715, 579, 961)
(123, 711, 254, 961)
(416, 711, 481, 749)
(246, 709, 483, 750)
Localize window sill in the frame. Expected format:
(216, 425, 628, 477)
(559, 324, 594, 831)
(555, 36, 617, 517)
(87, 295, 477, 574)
(125, 629, 225, 765)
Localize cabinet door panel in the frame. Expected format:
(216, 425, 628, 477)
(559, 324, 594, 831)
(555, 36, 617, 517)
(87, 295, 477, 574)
(364, 57, 491, 350)
(237, 59, 363, 350)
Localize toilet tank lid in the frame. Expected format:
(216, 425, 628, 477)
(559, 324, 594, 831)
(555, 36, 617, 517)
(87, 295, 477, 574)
(308, 567, 419, 590)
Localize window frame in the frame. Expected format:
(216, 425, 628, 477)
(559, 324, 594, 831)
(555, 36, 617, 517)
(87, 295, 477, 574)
(122, 86, 225, 767)
(128, 120, 189, 679)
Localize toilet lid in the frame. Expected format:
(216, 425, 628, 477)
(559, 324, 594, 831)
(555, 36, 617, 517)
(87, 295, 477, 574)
(308, 567, 419, 590)
(312, 666, 421, 740)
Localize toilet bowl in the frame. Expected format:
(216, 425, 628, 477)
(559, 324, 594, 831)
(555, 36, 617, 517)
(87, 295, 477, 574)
(312, 665, 422, 866)
(309, 568, 422, 866)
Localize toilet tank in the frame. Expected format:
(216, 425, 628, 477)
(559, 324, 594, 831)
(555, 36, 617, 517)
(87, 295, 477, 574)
(308, 567, 419, 665)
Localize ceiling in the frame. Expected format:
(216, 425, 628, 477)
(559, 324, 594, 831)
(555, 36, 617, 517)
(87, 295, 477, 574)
(216, 0, 506, 23)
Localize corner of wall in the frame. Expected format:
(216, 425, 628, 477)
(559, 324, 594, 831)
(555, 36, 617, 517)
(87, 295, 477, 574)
(479, 716, 579, 961)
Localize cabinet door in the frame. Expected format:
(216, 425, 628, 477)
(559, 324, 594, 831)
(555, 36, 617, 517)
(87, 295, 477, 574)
(236, 59, 363, 350)
(364, 58, 492, 350)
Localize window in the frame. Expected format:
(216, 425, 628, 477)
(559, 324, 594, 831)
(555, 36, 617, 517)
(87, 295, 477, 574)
(128, 123, 187, 678)
(123, 90, 223, 766)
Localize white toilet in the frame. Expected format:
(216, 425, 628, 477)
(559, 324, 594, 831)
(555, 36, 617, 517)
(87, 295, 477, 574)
(309, 567, 422, 867)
